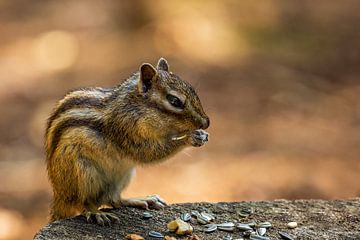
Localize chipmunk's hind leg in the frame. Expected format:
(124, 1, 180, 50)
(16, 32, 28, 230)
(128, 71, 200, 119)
(49, 196, 78, 222)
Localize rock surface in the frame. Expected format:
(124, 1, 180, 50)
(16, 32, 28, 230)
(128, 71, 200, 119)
(34, 199, 360, 240)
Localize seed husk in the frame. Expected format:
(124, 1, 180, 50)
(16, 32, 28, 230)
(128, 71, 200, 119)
(257, 227, 266, 236)
(238, 207, 254, 217)
(180, 213, 191, 222)
(204, 224, 217, 233)
(237, 223, 253, 231)
(287, 221, 298, 229)
(200, 212, 215, 221)
(249, 233, 270, 240)
(149, 231, 164, 238)
(191, 211, 200, 217)
(143, 212, 152, 219)
(243, 229, 255, 237)
(217, 222, 235, 232)
(279, 231, 295, 240)
(197, 214, 210, 224)
(223, 235, 233, 240)
(246, 221, 257, 227)
(257, 222, 272, 228)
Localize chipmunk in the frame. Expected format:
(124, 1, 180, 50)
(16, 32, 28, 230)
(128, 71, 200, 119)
(45, 58, 209, 225)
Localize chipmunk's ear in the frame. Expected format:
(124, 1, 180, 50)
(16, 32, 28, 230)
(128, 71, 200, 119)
(157, 57, 169, 72)
(139, 63, 157, 93)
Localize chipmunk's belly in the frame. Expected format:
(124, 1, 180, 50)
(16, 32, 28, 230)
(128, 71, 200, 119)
(97, 155, 136, 203)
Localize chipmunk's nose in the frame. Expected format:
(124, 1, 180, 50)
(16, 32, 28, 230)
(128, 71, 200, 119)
(200, 116, 210, 130)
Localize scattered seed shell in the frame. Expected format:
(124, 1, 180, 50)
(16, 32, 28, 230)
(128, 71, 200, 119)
(257, 227, 266, 236)
(237, 223, 253, 231)
(217, 222, 235, 232)
(258, 222, 272, 228)
(279, 231, 295, 240)
(249, 233, 270, 240)
(246, 221, 257, 227)
(191, 211, 200, 217)
(149, 231, 164, 239)
(204, 224, 217, 233)
(200, 212, 215, 221)
(143, 212, 152, 219)
(180, 213, 191, 222)
(243, 229, 255, 237)
(126, 234, 145, 240)
(223, 235, 233, 240)
(238, 207, 254, 217)
(197, 215, 210, 225)
(287, 221, 298, 229)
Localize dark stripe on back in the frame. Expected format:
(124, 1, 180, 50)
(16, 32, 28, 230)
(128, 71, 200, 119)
(48, 117, 104, 159)
(47, 94, 109, 133)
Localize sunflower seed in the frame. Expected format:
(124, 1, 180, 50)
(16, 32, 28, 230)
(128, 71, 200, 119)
(257, 222, 272, 228)
(279, 231, 295, 240)
(238, 207, 254, 217)
(201, 212, 215, 221)
(191, 211, 201, 218)
(237, 223, 253, 231)
(287, 221, 298, 229)
(197, 214, 210, 224)
(217, 222, 235, 232)
(180, 213, 191, 222)
(223, 235, 233, 240)
(257, 227, 266, 236)
(249, 233, 270, 240)
(246, 221, 257, 227)
(143, 212, 152, 219)
(243, 229, 255, 237)
(148, 231, 164, 238)
(204, 224, 217, 233)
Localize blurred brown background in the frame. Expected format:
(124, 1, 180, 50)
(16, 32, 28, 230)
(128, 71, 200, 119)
(0, 0, 359, 239)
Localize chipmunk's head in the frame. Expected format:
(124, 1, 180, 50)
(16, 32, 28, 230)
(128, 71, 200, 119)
(137, 57, 209, 140)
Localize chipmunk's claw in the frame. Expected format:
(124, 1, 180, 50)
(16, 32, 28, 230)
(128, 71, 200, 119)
(84, 211, 120, 226)
(190, 129, 209, 147)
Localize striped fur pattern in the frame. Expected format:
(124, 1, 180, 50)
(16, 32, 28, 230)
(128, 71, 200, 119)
(45, 58, 209, 222)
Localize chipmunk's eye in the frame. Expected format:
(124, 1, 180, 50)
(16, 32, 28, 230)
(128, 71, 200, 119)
(166, 94, 184, 109)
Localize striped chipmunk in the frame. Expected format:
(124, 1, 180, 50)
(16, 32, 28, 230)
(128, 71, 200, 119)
(45, 58, 210, 225)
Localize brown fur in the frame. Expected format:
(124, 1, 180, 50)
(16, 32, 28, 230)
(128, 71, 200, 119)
(45, 58, 209, 222)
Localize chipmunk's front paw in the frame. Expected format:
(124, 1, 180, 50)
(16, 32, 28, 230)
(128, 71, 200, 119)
(190, 129, 209, 147)
(120, 195, 167, 210)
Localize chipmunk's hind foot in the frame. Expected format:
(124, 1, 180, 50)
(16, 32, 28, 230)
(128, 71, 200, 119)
(83, 210, 120, 226)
